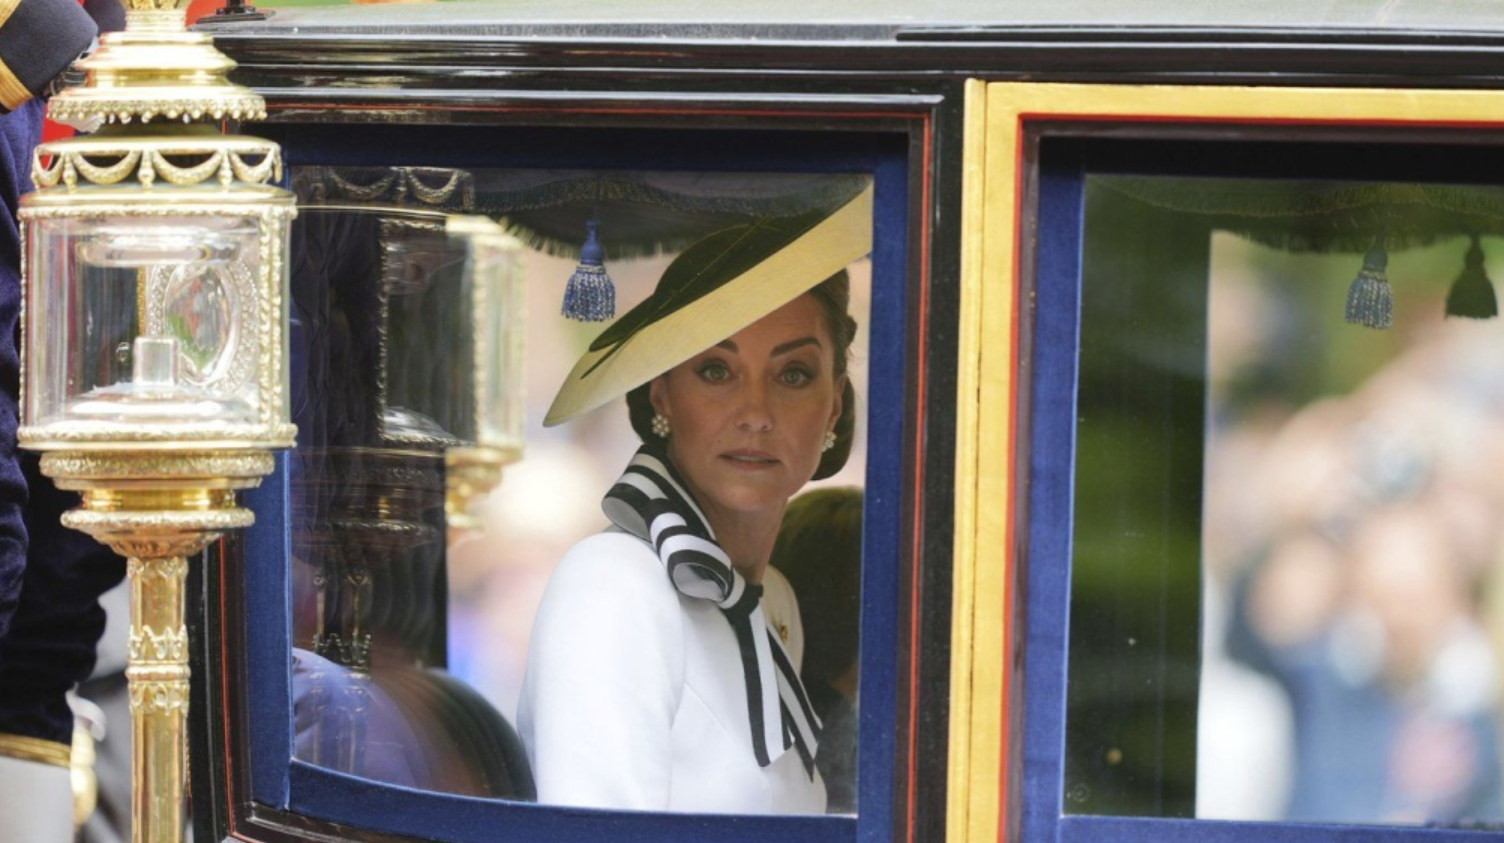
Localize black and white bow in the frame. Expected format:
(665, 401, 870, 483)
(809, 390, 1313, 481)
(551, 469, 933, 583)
(602, 445, 822, 777)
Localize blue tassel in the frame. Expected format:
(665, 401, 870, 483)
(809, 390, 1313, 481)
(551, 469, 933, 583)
(563, 218, 615, 322)
(1344, 235, 1392, 330)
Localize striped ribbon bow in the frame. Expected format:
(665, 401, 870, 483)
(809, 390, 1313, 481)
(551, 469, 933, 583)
(602, 445, 822, 777)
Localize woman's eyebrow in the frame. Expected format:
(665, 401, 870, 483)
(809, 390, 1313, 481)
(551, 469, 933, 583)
(772, 337, 821, 356)
(711, 336, 822, 355)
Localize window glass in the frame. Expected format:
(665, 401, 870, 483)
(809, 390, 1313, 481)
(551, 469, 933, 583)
(1067, 175, 1504, 828)
(284, 167, 871, 814)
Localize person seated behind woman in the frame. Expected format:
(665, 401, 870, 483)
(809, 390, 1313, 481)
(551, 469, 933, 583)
(770, 487, 863, 814)
(518, 185, 872, 813)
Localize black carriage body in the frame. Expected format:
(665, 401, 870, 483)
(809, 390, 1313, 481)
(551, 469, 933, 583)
(186, 5, 1504, 843)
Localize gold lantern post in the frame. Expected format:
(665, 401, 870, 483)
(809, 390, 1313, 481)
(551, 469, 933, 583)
(17, 4, 295, 843)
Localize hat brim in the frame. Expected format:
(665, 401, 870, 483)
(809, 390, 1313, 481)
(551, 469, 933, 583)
(544, 183, 873, 426)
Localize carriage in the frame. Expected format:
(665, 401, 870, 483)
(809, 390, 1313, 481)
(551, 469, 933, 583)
(72, 3, 1504, 842)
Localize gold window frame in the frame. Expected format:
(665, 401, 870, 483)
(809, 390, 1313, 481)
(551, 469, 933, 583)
(948, 80, 1504, 843)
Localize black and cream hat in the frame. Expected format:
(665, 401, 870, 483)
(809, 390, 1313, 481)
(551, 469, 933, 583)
(544, 182, 873, 426)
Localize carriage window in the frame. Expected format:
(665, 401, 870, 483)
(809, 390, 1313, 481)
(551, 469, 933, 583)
(284, 167, 872, 814)
(1066, 174, 1504, 827)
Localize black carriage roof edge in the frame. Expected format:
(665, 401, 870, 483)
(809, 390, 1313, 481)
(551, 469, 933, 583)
(194, 0, 1504, 41)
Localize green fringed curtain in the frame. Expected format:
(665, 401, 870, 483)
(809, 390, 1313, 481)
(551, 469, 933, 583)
(291, 167, 873, 260)
(1095, 177, 1504, 253)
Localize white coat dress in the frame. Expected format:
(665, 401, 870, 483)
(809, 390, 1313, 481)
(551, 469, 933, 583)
(518, 529, 827, 813)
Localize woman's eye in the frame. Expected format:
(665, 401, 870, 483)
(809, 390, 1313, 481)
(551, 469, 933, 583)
(778, 367, 813, 387)
(697, 362, 731, 383)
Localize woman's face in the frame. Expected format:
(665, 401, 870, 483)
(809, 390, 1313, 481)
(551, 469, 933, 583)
(650, 293, 844, 525)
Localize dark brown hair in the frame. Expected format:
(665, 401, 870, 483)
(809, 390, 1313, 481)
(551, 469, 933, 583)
(770, 486, 863, 695)
(627, 269, 858, 480)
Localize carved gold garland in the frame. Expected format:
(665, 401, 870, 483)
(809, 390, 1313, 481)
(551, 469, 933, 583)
(324, 167, 477, 209)
(32, 140, 283, 192)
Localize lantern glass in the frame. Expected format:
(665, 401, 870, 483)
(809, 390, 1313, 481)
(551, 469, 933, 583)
(25, 212, 273, 438)
(462, 226, 526, 457)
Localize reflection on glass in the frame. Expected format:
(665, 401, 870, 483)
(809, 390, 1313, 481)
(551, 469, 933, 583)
(26, 214, 264, 432)
(287, 200, 534, 799)
(1068, 175, 1504, 828)
(284, 168, 871, 814)
(159, 264, 236, 381)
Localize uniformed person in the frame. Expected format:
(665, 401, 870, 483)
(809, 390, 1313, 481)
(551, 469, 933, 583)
(0, 2, 129, 841)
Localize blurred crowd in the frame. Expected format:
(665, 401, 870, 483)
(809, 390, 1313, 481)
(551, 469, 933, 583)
(1199, 234, 1504, 826)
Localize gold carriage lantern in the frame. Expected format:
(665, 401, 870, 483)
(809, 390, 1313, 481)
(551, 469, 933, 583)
(16, 3, 294, 842)
(443, 215, 526, 532)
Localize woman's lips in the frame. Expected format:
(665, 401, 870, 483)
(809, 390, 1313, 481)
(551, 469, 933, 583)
(721, 449, 779, 468)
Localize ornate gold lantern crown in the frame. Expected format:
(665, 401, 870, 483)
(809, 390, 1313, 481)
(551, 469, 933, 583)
(49, 0, 265, 127)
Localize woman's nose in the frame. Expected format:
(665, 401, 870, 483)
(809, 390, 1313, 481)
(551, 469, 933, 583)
(734, 379, 774, 432)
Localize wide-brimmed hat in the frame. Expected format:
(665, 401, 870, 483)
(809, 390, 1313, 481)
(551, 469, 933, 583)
(544, 182, 873, 426)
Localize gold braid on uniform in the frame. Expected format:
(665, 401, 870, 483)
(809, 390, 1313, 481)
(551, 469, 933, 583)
(0, 731, 71, 767)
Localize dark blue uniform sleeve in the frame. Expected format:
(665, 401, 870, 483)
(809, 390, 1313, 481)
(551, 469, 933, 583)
(0, 0, 96, 113)
(0, 453, 123, 747)
(0, 96, 40, 658)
